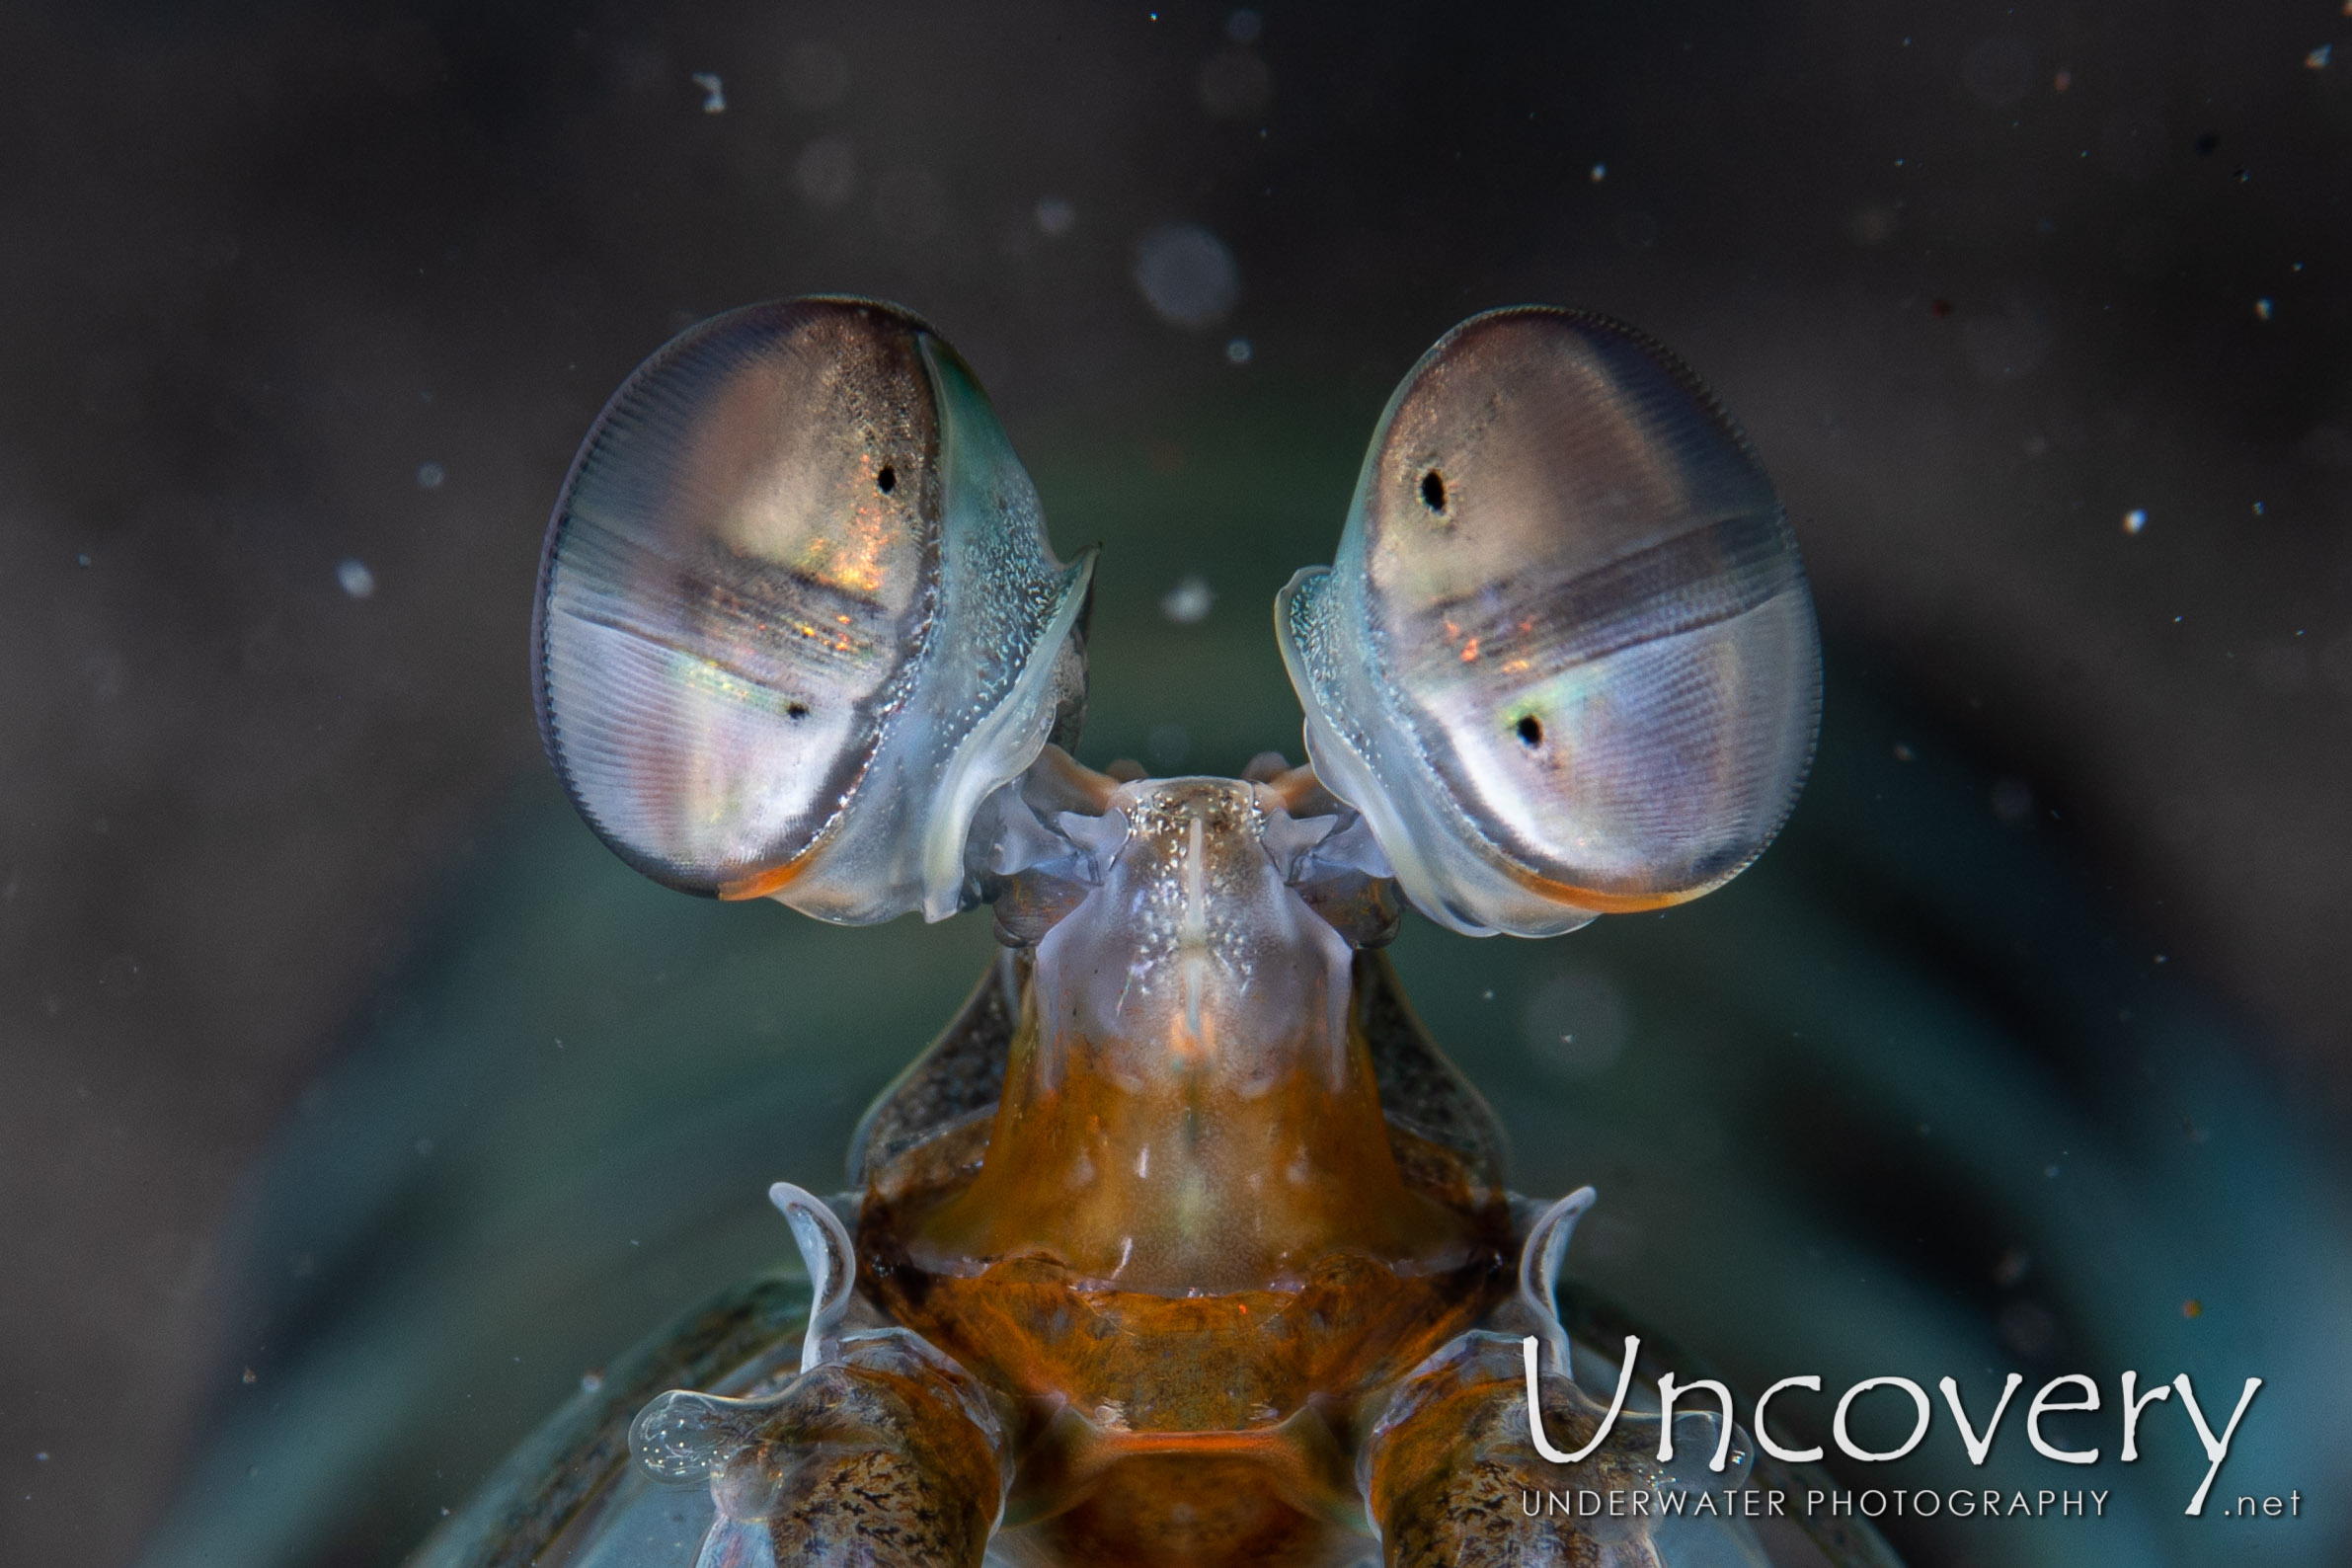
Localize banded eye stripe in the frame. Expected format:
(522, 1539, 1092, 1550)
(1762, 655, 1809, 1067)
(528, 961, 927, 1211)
(545, 526, 929, 694)
(1385, 510, 1802, 688)
(1277, 306, 1820, 936)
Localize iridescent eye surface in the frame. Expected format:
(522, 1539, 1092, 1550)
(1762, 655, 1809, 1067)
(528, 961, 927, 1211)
(1278, 308, 1820, 937)
(536, 297, 1093, 923)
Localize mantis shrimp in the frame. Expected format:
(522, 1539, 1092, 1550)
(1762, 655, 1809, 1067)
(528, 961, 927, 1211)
(416, 296, 1889, 1568)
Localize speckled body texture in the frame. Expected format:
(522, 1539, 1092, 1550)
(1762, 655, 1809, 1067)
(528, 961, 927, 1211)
(758, 1370, 1002, 1568)
(1366, 1343, 1668, 1568)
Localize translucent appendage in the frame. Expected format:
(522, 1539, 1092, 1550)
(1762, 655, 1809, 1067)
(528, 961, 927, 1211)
(627, 1174, 1010, 1567)
(1360, 1188, 1765, 1567)
(632, 1332, 1011, 1568)
(765, 1183, 854, 1373)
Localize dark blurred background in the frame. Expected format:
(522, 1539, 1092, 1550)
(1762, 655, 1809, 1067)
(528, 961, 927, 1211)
(3, 1, 2349, 1565)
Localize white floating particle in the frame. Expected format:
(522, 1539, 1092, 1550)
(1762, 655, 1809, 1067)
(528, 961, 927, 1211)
(1159, 573, 1215, 624)
(2255, 297, 2274, 321)
(338, 559, 377, 598)
(1134, 222, 1238, 329)
(691, 72, 726, 113)
(2122, 509, 2147, 535)
(1225, 8, 1262, 43)
(1035, 196, 1076, 237)
(1224, 337, 1252, 363)
(2253, 501, 2265, 515)
(416, 461, 445, 489)
(2308, 44, 2332, 69)
(1588, 162, 1607, 183)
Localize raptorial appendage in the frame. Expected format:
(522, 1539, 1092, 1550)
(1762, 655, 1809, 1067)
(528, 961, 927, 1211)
(1362, 1195, 1756, 1568)
(1367, 1335, 1674, 1568)
(632, 1187, 1014, 1568)
(634, 1333, 1011, 1568)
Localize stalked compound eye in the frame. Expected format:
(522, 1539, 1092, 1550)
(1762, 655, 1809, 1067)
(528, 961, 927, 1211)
(1276, 308, 1820, 937)
(535, 297, 1094, 923)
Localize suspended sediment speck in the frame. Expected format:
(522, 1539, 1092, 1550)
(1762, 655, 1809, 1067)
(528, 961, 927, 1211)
(2122, 509, 2148, 535)
(1159, 573, 1215, 625)
(691, 72, 726, 114)
(339, 559, 377, 598)
(417, 461, 445, 489)
(1134, 222, 1238, 328)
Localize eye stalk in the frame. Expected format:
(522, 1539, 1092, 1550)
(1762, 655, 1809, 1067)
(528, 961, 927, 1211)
(534, 297, 1094, 923)
(1277, 307, 1821, 937)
